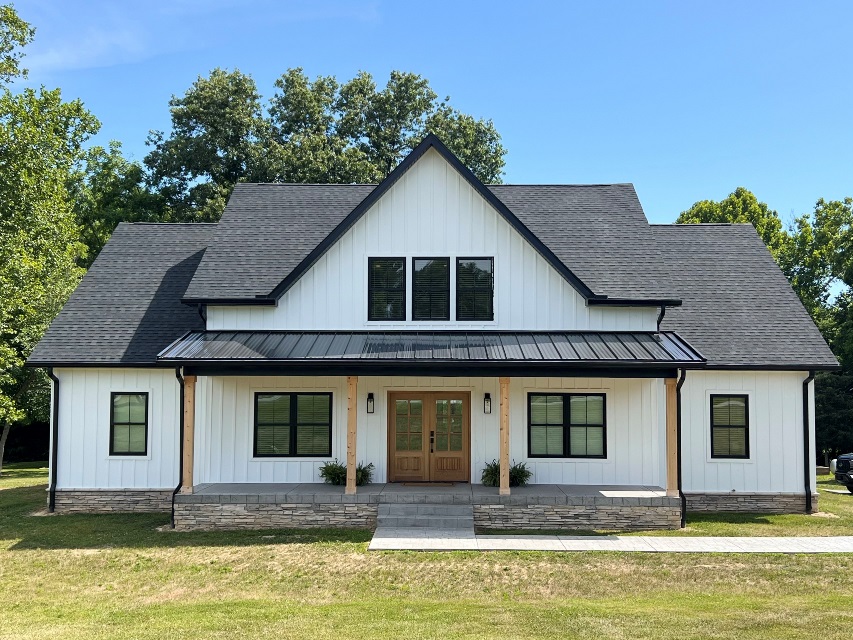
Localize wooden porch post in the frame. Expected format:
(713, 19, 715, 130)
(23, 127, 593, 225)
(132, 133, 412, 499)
(181, 375, 196, 494)
(346, 376, 358, 495)
(499, 377, 511, 496)
(665, 377, 678, 497)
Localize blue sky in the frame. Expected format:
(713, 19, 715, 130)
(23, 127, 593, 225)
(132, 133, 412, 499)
(12, 0, 853, 223)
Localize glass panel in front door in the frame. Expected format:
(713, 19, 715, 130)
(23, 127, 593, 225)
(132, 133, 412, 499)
(395, 399, 423, 452)
(434, 399, 463, 452)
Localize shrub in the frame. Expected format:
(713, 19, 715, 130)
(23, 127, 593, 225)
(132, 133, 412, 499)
(480, 459, 532, 487)
(318, 459, 374, 486)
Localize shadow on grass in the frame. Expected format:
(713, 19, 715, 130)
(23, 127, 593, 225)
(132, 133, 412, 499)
(1, 485, 373, 551)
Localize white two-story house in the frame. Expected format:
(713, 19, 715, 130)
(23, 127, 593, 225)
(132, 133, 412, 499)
(28, 135, 838, 530)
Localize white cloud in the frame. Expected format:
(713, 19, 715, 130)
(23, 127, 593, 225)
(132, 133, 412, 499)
(16, 0, 381, 78)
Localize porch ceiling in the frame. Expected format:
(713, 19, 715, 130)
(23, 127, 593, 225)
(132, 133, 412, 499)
(158, 330, 705, 377)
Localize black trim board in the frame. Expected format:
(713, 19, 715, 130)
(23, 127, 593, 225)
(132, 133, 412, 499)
(182, 363, 684, 378)
(264, 134, 599, 303)
(587, 298, 682, 307)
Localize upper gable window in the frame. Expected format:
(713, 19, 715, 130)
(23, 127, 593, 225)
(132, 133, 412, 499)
(413, 258, 450, 321)
(368, 258, 405, 321)
(456, 258, 494, 321)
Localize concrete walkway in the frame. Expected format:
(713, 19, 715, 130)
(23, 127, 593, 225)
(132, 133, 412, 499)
(368, 528, 853, 553)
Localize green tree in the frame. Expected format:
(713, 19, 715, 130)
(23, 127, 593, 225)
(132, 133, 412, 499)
(0, 3, 32, 83)
(144, 68, 269, 222)
(676, 187, 788, 259)
(0, 6, 99, 472)
(146, 67, 507, 223)
(72, 141, 163, 266)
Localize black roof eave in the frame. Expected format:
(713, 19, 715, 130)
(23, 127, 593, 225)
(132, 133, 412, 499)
(175, 361, 696, 378)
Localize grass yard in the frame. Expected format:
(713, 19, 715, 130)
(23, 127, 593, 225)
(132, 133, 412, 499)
(1, 463, 852, 639)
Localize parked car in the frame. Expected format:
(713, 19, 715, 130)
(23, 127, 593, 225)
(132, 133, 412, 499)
(833, 454, 853, 492)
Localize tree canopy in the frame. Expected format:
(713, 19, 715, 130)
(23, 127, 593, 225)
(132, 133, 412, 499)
(0, 4, 99, 472)
(143, 67, 506, 222)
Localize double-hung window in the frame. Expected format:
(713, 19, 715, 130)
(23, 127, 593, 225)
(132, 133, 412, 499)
(710, 394, 749, 458)
(368, 258, 405, 321)
(413, 258, 450, 320)
(254, 393, 333, 457)
(110, 392, 148, 456)
(456, 257, 494, 321)
(528, 393, 606, 458)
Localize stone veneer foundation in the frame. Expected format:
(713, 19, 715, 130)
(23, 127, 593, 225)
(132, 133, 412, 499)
(685, 492, 817, 514)
(473, 501, 682, 530)
(52, 489, 173, 513)
(172, 489, 682, 531)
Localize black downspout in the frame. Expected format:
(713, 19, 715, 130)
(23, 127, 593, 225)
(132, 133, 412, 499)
(803, 370, 816, 513)
(656, 305, 666, 330)
(47, 368, 59, 513)
(172, 368, 185, 528)
(676, 369, 687, 528)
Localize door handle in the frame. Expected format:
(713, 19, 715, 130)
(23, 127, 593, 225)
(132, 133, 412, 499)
(430, 430, 435, 453)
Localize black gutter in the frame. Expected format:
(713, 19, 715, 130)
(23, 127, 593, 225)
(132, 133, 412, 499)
(676, 369, 687, 528)
(656, 305, 666, 330)
(47, 368, 59, 513)
(803, 370, 816, 513)
(587, 298, 683, 307)
(171, 368, 185, 528)
(181, 297, 276, 306)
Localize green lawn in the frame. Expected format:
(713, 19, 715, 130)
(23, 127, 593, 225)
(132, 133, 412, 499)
(2, 462, 853, 639)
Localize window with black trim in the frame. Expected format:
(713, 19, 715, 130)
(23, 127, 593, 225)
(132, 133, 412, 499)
(110, 392, 148, 456)
(457, 257, 494, 321)
(710, 394, 749, 459)
(413, 258, 450, 320)
(528, 393, 606, 458)
(368, 258, 405, 320)
(254, 392, 332, 457)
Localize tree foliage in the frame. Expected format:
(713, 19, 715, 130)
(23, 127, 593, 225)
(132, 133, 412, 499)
(676, 187, 788, 259)
(0, 6, 99, 472)
(0, 3, 32, 83)
(144, 67, 506, 221)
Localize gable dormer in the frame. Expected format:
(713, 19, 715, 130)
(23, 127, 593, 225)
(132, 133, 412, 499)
(186, 135, 678, 332)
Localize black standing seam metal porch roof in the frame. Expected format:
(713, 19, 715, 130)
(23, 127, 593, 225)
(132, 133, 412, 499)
(157, 330, 705, 376)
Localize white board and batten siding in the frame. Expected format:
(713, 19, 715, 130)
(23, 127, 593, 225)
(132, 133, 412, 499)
(193, 375, 666, 487)
(206, 148, 657, 333)
(53, 368, 180, 490)
(680, 370, 816, 494)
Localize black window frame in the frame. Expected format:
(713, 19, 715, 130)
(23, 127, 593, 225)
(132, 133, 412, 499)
(527, 393, 607, 459)
(710, 394, 750, 459)
(109, 391, 149, 456)
(253, 392, 333, 458)
(411, 256, 451, 321)
(367, 257, 406, 321)
(456, 257, 495, 321)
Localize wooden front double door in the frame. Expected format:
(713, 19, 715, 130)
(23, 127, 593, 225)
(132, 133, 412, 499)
(388, 392, 470, 483)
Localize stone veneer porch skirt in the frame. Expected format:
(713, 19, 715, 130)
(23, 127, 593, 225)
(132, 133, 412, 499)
(172, 483, 681, 531)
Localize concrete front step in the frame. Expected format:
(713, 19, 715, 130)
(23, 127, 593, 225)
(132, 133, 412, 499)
(378, 515, 475, 529)
(377, 503, 474, 529)
(378, 503, 473, 517)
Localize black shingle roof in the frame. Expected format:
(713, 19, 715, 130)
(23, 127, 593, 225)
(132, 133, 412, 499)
(27, 223, 215, 366)
(26, 186, 837, 370)
(654, 223, 837, 369)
